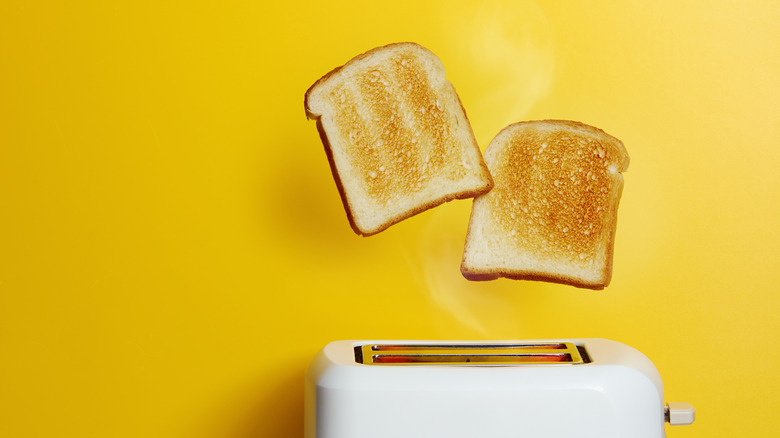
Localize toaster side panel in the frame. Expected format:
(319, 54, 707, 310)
(313, 385, 618, 438)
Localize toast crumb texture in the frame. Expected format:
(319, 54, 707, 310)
(305, 42, 492, 235)
(461, 120, 629, 289)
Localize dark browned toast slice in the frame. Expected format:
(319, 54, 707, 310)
(461, 120, 629, 289)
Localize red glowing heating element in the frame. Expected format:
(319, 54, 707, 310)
(357, 342, 584, 365)
(372, 354, 571, 364)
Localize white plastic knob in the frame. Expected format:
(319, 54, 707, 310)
(666, 402, 695, 425)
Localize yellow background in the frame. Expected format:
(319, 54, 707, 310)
(1, 1, 778, 437)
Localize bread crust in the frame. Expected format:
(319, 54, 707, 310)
(305, 42, 493, 236)
(461, 120, 628, 289)
(460, 268, 609, 290)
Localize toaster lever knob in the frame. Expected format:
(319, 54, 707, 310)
(665, 402, 695, 425)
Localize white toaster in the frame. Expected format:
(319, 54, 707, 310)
(305, 338, 694, 438)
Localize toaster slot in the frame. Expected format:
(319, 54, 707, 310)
(355, 342, 587, 365)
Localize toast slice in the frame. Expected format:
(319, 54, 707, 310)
(461, 120, 629, 289)
(305, 42, 493, 236)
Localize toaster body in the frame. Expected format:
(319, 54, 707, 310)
(305, 338, 693, 438)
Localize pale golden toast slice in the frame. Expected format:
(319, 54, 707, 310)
(305, 42, 493, 236)
(461, 120, 629, 289)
